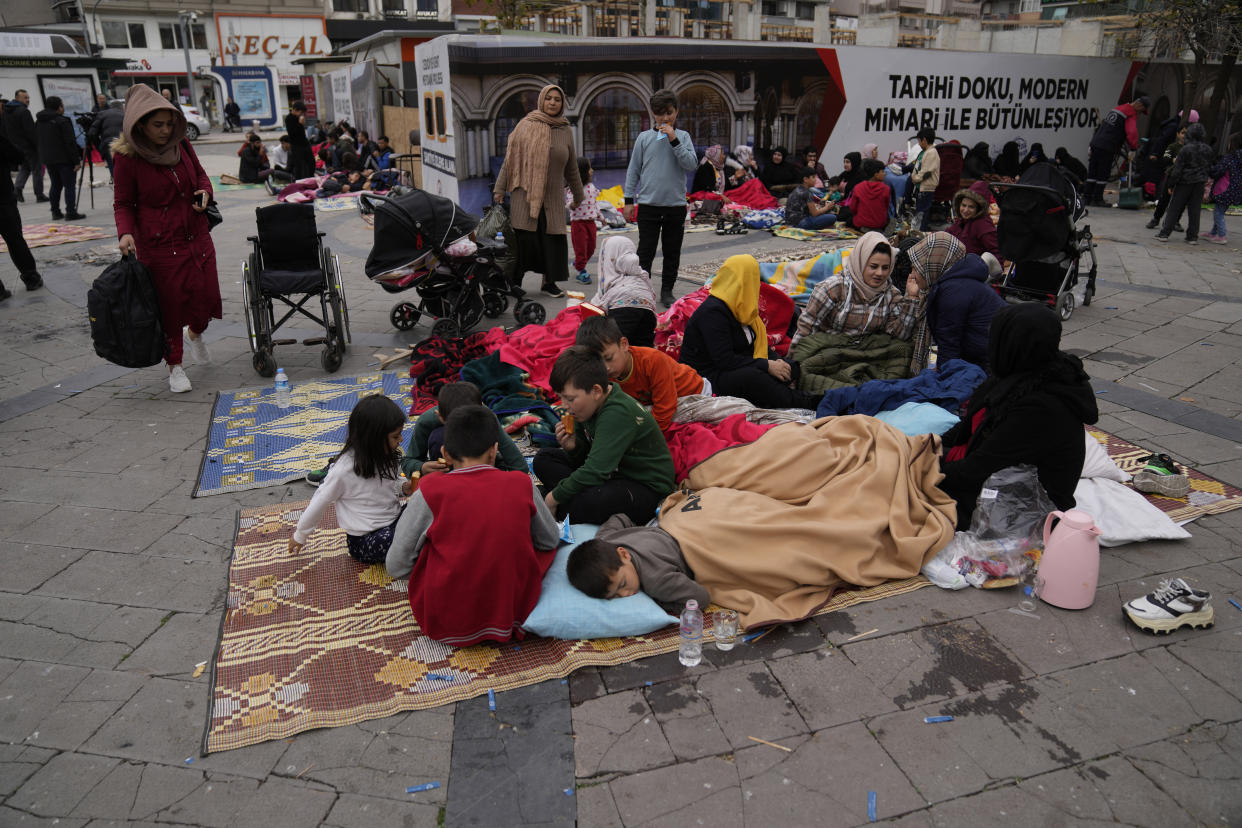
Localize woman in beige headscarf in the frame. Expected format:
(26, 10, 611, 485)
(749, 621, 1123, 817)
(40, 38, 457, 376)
(791, 230, 921, 346)
(112, 83, 220, 393)
(493, 84, 584, 298)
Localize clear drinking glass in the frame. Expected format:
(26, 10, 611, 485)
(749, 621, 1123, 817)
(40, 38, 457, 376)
(1017, 572, 1045, 613)
(713, 610, 739, 651)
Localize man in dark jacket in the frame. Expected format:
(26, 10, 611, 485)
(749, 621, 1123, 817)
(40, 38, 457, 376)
(87, 101, 125, 177)
(223, 98, 241, 132)
(2, 90, 46, 203)
(35, 96, 83, 220)
(1156, 123, 1216, 244)
(0, 132, 43, 301)
(1084, 96, 1147, 207)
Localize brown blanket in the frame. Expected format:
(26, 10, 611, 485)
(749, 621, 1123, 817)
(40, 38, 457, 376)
(658, 416, 957, 629)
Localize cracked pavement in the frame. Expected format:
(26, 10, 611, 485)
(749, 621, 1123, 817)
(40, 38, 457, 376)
(2, 144, 1242, 825)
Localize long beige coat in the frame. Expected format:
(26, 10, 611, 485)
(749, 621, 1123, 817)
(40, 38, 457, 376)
(494, 127, 584, 235)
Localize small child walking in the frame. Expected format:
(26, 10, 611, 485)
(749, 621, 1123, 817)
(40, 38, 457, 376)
(289, 395, 414, 564)
(567, 157, 602, 284)
(1205, 147, 1242, 245)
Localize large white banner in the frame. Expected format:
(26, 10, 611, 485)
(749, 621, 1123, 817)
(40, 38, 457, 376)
(415, 36, 458, 202)
(326, 66, 352, 127)
(821, 47, 1134, 165)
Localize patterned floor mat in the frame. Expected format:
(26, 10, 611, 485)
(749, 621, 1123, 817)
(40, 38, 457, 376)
(202, 500, 932, 754)
(209, 175, 265, 191)
(194, 372, 414, 497)
(1090, 429, 1242, 522)
(0, 223, 110, 252)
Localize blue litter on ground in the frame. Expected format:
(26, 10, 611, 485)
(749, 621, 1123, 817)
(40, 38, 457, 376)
(406, 782, 440, 794)
(184, 757, 195, 764)
(924, 715, 954, 723)
(1228, 598, 1242, 612)
(488, 688, 496, 711)
(563, 788, 575, 796)
(868, 791, 877, 821)
(425, 674, 452, 681)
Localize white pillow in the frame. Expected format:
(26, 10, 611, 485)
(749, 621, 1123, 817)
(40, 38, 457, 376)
(1081, 431, 1129, 482)
(1073, 478, 1190, 547)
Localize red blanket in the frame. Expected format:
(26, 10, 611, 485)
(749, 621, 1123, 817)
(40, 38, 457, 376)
(666, 414, 778, 481)
(725, 178, 778, 210)
(492, 306, 591, 396)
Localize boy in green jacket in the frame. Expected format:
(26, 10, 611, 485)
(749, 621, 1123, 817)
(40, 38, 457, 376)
(533, 346, 675, 524)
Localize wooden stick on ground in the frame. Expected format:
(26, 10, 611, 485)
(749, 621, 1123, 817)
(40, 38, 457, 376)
(747, 736, 793, 752)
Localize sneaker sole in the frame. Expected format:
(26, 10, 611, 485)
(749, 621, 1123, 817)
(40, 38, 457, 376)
(1124, 604, 1214, 634)
(305, 474, 323, 487)
(1132, 471, 1191, 498)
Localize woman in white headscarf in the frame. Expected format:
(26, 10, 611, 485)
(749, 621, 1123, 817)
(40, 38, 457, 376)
(791, 230, 921, 345)
(592, 235, 658, 346)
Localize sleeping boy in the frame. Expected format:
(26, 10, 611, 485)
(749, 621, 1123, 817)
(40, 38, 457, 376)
(566, 514, 709, 614)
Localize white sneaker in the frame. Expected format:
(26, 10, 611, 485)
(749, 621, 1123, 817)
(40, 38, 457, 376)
(1123, 577, 1213, 634)
(185, 330, 212, 365)
(169, 364, 192, 393)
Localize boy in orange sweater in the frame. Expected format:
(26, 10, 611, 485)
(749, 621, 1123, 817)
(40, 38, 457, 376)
(576, 315, 709, 432)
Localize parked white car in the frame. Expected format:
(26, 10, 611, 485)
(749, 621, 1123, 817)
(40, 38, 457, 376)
(181, 105, 209, 140)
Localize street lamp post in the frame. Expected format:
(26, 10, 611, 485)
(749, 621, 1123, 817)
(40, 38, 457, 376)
(178, 11, 197, 105)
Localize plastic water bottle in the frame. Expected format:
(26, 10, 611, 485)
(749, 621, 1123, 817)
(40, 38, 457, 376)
(679, 599, 703, 667)
(274, 368, 292, 409)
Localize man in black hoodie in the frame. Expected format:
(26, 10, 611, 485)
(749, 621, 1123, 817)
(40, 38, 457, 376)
(0, 131, 43, 301)
(2, 90, 46, 203)
(34, 96, 83, 220)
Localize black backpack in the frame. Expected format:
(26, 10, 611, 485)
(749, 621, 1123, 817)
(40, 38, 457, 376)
(87, 254, 165, 368)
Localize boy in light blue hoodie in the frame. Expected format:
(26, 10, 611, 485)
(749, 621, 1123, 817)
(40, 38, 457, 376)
(624, 89, 699, 308)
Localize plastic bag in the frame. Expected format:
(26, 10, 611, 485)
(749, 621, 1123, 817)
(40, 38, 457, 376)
(922, 465, 1056, 589)
(598, 202, 627, 228)
(478, 204, 510, 242)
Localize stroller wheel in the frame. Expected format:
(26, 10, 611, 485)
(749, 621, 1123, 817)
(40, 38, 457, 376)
(252, 348, 277, 378)
(483, 291, 509, 318)
(390, 302, 421, 331)
(321, 344, 343, 373)
(1056, 291, 1076, 321)
(515, 300, 546, 326)
(431, 318, 461, 339)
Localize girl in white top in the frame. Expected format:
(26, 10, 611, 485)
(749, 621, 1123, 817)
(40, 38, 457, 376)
(288, 395, 414, 564)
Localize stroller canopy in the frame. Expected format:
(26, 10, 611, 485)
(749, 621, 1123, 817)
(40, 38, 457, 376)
(365, 189, 479, 279)
(993, 162, 1081, 263)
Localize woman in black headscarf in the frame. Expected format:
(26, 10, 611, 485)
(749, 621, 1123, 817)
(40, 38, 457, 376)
(1019, 142, 1047, 174)
(839, 150, 865, 197)
(758, 145, 800, 194)
(939, 303, 1099, 529)
(963, 142, 992, 180)
(993, 141, 1022, 180)
(1053, 147, 1088, 185)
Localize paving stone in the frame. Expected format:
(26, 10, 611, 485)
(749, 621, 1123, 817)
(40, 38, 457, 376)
(26, 668, 145, 751)
(643, 678, 732, 762)
(734, 723, 925, 824)
(69, 760, 145, 820)
(322, 793, 440, 828)
(608, 755, 742, 828)
(1126, 722, 1242, 827)
(118, 611, 221, 677)
(127, 763, 208, 821)
(706, 618, 826, 666)
(693, 662, 807, 750)
(572, 689, 675, 777)
(568, 667, 606, 704)
(1167, 629, 1242, 703)
(573, 782, 623, 827)
(1020, 755, 1196, 828)
(445, 679, 573, 827)
(845, 620, 1030, 710)
(0, 806, 88, 827)
(767, 648, 899, 730)
(8, 506, 183, 554)
(597, 649, 715, 694)
(150, 773, 257, 827)
(0, 661, 90, 744)
(0, 542, 89, 593)
(973, 584, 1135, 675)
(82, 677, 286, 779)
(813, 586, 1014, 647)
(0, 756, 46, 798)
(5, 751, 120, 817)
(37, 551, 223, 613)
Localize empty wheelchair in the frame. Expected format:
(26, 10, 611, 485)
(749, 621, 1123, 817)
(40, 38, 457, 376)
(242, 203, 351, 376)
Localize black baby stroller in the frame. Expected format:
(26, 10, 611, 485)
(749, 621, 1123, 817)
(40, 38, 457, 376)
(989, 162, 1098, 321)
(242, 203, 351, 377)
(361, 189, 546, 338)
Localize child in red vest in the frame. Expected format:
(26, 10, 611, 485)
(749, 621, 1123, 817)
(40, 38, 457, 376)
(844, 159, 891, 233)
(386, 405, 559, 645)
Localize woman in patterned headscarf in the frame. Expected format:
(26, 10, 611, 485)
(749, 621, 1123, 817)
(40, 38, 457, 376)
(494, 84, 584, 298)
(691, 145, 745, 195)
(906, 232, 1005, 371)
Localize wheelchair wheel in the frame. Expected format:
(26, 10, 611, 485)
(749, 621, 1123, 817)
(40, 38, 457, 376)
(483, 291, 509, 319)
(431, 318, 461, 339)
(253, 348, 277, 378)
(325, 249, 350, 351)
(514, 300, 546, 326)
(321, 343, 343, 373)
(390, 302, 420, 331)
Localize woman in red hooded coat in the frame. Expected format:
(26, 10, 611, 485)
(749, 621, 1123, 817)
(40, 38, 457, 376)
(113, 83, 221, 393)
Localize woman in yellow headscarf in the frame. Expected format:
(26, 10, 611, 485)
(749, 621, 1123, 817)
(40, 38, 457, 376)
(679, 255, 821, 409)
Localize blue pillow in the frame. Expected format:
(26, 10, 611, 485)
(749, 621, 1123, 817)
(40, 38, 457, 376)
(522, 524, 679, 640)
(874, 401, 960, 436)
